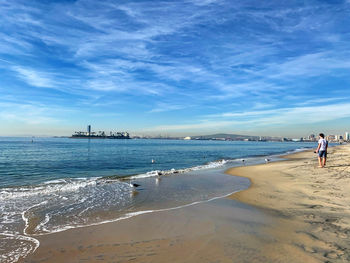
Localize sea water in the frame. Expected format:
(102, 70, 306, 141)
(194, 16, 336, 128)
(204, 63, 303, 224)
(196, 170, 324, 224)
(0, 137, 315, 262)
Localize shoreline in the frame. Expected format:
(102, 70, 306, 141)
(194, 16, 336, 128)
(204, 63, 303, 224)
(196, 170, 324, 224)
(4, 145, 313, 188)
(19, 144, 350, 262)
(16, 146, 311, 237)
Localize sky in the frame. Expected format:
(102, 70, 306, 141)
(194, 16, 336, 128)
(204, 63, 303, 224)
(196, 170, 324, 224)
(1, 0, 350, 137)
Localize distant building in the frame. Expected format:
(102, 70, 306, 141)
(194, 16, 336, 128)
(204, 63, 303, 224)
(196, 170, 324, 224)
(87, 125, 91, 136)
(327, 135, 336, 141)
(345, 132, 349, 141)
(308, 134, 316, 141)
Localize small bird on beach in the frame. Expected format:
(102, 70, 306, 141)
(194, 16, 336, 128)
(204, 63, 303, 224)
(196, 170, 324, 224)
(129, 182, 140, 188)
(265, 158, 270, 164)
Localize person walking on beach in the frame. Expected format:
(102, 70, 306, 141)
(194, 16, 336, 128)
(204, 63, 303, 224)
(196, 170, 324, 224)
(315, 133, 328, 168)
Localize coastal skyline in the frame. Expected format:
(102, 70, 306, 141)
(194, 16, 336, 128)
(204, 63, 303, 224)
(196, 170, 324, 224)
(1, 0, 350, 137)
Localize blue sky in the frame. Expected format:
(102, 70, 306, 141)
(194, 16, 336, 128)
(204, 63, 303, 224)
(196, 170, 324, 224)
(1, 0, 350, 137)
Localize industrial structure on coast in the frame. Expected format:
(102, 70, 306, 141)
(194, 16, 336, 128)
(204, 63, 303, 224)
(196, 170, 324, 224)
(70, 126, 350, 142)
(71, 125, 130, 139)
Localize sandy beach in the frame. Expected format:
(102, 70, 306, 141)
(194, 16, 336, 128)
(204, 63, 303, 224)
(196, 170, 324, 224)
(22, 144, 350, 263)
(228, 144, 350, 262)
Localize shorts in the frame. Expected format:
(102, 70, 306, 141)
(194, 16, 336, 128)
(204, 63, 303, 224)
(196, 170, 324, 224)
(318, 150, 327, 158)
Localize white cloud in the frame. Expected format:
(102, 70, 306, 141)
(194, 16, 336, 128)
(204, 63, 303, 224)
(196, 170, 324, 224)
(11, 66, 55, 88)
(1, 0, 350, 136)
(295, 97, 350, 106)
(149, 102, 191, 113)
(265, 52, 350, 79)
(0, 102, 60, 124)
(146, 120, 236, 132)
(188, 0, 221, 6)
(256, 103, 350, 125)
(147, 103, 350, 132)
(87, 79, 125, 92)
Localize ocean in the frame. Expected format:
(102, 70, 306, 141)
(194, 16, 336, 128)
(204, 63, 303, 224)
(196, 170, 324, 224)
(0, 137, 316, 262)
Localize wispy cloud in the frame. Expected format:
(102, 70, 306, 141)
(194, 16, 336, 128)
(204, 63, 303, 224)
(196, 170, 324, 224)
(148, 102, 191, 113)
(1, 0, 350, 135)
(263, 52, 350, 79)
(0, 102, 63, 124)
(148, 103, 350, 132)
(11, 66, 55, 88)
(188, 0, 221, 6)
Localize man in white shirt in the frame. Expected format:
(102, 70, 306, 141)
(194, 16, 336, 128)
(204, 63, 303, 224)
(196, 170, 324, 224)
(315, 133, 328, 168)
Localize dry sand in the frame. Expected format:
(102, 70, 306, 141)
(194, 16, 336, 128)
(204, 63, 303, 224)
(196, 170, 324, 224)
(228, 144, 350, 262)
(22, 144, 350, 263)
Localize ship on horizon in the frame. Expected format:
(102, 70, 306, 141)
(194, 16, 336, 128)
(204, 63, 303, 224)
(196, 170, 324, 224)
(71, 125, 130, 139)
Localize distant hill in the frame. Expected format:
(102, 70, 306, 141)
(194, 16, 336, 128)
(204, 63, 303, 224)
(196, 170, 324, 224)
(192, 133, 260, 140)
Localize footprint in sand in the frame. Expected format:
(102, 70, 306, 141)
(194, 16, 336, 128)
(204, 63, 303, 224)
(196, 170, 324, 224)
(337, 232, 348, 239)
(303, 246, 316, 253)
(325, 218, 338, 223)
(308, 204, 323, 209)
(312, 225, 324, 232)
(305, 214, 315, 219)
(324, 250, 344, 259)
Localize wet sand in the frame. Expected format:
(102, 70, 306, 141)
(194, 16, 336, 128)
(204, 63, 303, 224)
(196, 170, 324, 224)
(23, 145, 350, 263)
